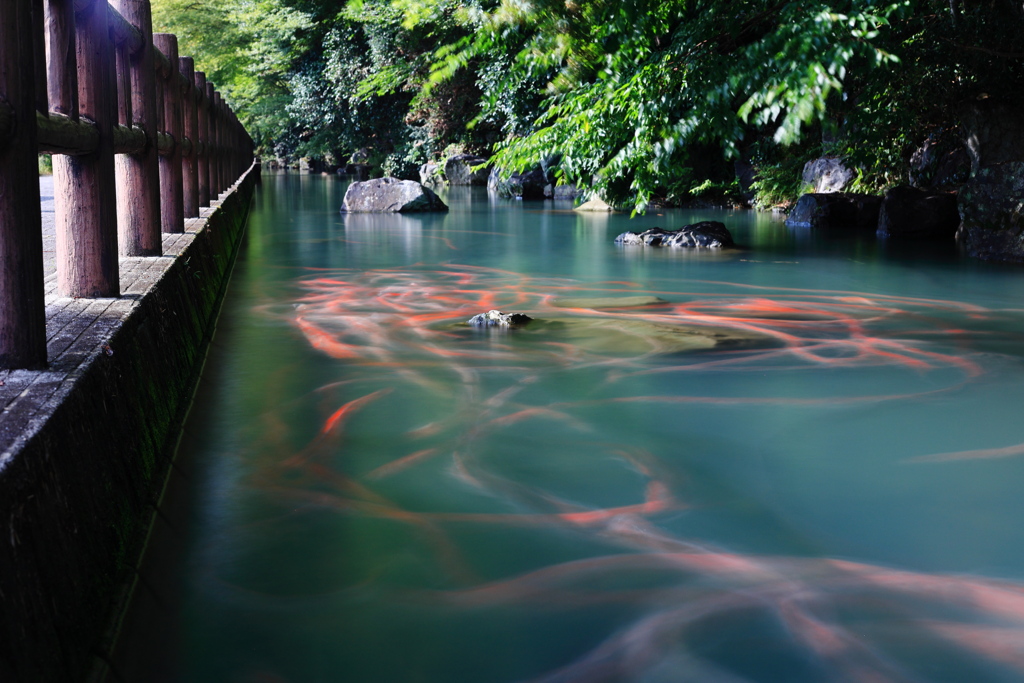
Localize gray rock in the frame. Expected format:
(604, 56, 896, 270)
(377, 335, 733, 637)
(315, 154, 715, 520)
(444, 154, 490, 186)
(342, 177, 448, 213)
(419, 162, 443, 186)
(614, 222, 734, 248)
(489, 167, 547, 199)
(552, 183, 581, 199)
(877, 186, 959, 240)
(802, 158, 855, 193)
(467, 310, 533, 327)
(785, 193, 881, 230)
(574, 196, 615, 212)
(957, 161, 1024, 262)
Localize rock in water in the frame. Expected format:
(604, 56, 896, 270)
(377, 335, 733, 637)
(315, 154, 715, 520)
(444, 154, 490, 186)
(614, 222, 733, 248)
(957, 161, 1024, 262)
(342, 178, 448, 212)
(467, 310, 533, 327)
(876, 186, 959, 240)
(575, 196, 616, 212)
(784, 193, 881, 230)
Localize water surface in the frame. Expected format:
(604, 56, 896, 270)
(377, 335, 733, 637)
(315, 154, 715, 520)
(169, 173, 1024, 682)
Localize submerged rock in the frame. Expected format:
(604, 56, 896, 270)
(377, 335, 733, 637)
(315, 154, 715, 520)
(614, 222, 733, 248)
(511, 318, 776, 355)
(342, 177, 448, 213)
(467, 310, 534, 327)
(550, 296, 668, 309)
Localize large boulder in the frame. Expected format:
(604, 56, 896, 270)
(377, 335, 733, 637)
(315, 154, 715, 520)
(614, 222, 734, 248)
(876, 186, 959, 240)
(489, 166, 547, 199)
(342, 177, 448, 213)
(802, 157, 855, 193)
(444, 154, 490, 186)
(785, 193, 881, 230)
(956, 161, 1024, 262)
(961, 99, 1024, 175)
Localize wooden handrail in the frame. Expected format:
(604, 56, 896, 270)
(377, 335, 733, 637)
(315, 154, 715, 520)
(0, 0, 255, 368)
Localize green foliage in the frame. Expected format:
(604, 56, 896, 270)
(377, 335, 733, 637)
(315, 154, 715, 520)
(38, 154, 52, 176)
(153, 0, 1024, 210)
(152, 0, 312, 150)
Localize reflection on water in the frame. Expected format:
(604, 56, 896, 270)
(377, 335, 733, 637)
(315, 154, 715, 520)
(170, 172, 1024, 682)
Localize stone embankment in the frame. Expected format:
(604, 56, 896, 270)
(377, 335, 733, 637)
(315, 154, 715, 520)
(0, 165, 259, 683)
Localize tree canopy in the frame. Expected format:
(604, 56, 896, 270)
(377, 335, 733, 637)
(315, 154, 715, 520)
(152, 0, 1024, 209)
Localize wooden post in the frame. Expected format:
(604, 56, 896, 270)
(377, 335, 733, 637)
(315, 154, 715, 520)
(213, 91, 224, 192)
(111, 0, 161, 255)
(0, 0, 48, 368)
(206, 82, 218, 198)
(178, 56, 199, 217)
(45, 0, 78, 118)
(194, 70, 209, 207)
(53, 0, 119, 298)
(31, 0, 48, 115)
(153, 33, 183, 232)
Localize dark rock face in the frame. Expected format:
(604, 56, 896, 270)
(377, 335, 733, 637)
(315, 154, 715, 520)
(961, 99, 1024, 175)
(489, 166, 547, 199)
(345, 163, 371, 181)
(909, 129, 970, 190)
(342, 178, 448, 213)
(444, 154, 490, 186)
(734, 158, 757, 203)
(957, 161, 1024, 262)
(802, 158, 855, 193)
(876, 186, 960, 240)
(614, 221, 734, 248)
(785, 193, 882, 230)
(467, 310, 533, 327)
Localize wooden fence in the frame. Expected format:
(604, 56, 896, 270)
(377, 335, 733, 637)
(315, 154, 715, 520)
(0, 0, 254, 370)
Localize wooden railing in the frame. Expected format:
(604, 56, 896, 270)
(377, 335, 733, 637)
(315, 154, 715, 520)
(0, 0, 254, 370)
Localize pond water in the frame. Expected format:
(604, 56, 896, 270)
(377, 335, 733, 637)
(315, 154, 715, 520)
(161, 172, 1024, 682)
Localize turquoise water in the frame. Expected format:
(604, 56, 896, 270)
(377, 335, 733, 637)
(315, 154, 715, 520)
(170, 172, 1024, 682)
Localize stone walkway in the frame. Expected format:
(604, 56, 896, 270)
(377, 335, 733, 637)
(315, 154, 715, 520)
(0, 177, 227, 456)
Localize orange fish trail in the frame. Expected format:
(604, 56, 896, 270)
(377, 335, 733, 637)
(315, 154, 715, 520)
(322, 388, 391, 434)
(274, 389, 392, 469)
(364, 448, 442, 480)
(295, 317, 362, 359)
